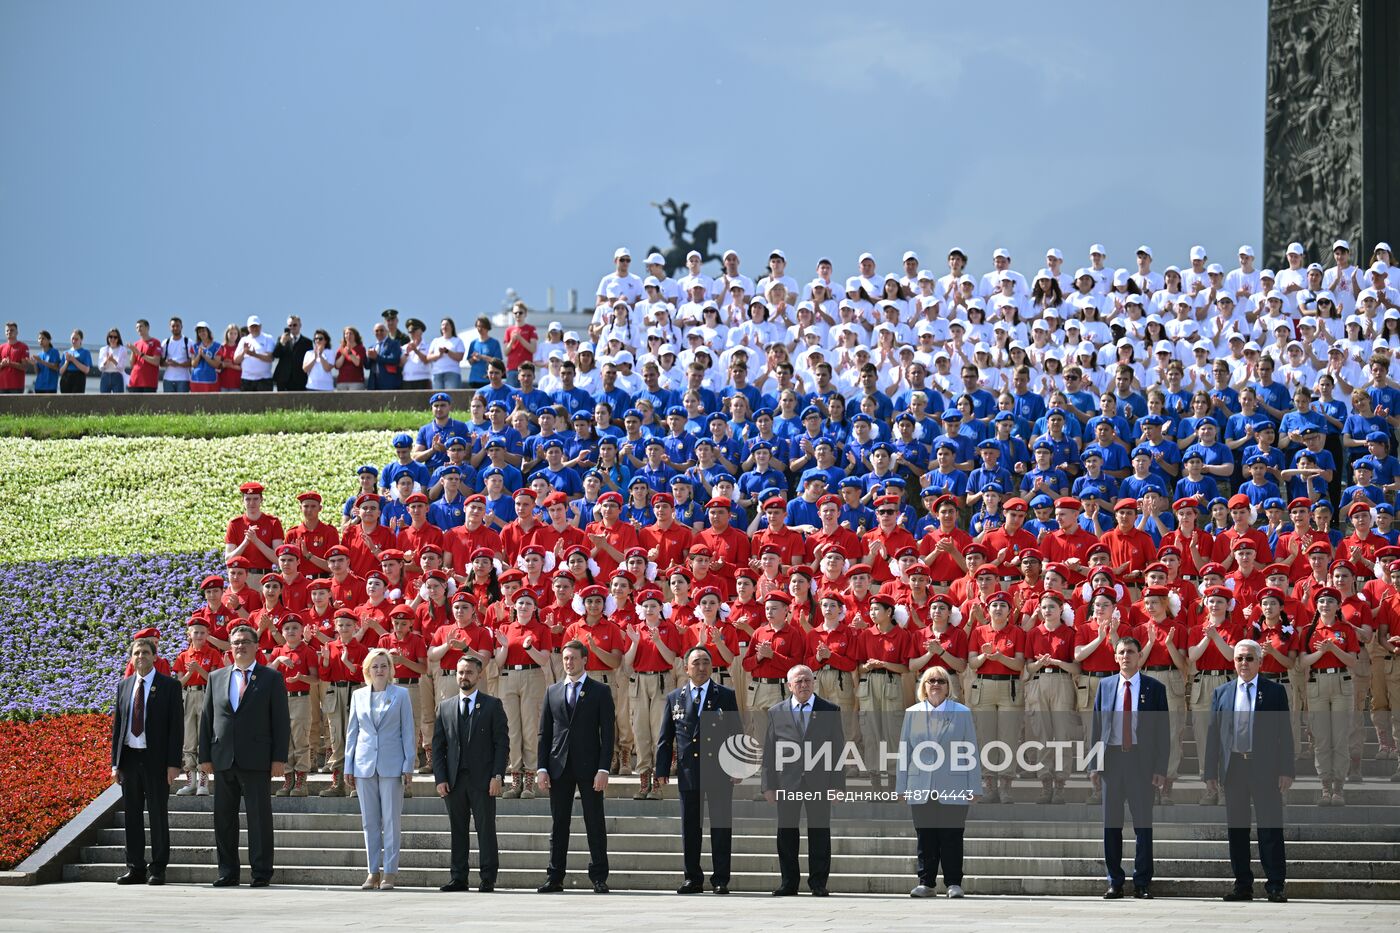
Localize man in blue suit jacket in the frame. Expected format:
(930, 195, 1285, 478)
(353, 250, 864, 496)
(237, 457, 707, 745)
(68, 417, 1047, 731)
(655, 647, 743, 895)
(1202, 638, 1295, 903)
(1089, 636, 1169, 899)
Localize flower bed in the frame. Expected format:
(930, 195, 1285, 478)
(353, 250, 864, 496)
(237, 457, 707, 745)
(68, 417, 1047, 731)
(0, 712, 111, 869)
(0, 551, 223, 716)
(0, 432, 390, 562)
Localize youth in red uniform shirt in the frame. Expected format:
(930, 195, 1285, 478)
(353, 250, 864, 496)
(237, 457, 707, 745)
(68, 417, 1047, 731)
(751, 498, 806, 566)
(862, 496, 918, 585)
(693, 498, 752, 579)
(743, 596, 808, 681)
(225, 512, 285, 571)
(1100, 499, 1157, 583)
(174, 634, 225, 687)
(283, 492, 340, 573)
(343, 498, 396, 578)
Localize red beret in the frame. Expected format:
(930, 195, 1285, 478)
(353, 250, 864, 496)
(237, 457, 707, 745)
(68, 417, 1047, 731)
(378, 549, 406, 562)
(597, 491, 624, 506)
(497, 568, 525, 585)
(692, 585, 722, 602)
(1018, 548, 1043, 562)
(1304, 541, 1333, 556)
(277, 613, 304, 629)
(354, 493, 381, 510)
(1348, 502, 1374, 517)
(1262, 563, 1290, 577)
(578, 584, 608, 600)
(465, 494, 487, 505)
(733, 566, 758, 582)
(296, 491, 322, 503)
(689, 545, 715, 558)
(759, 544, 783, 557)
(874, 494, 902, 508)
(610, 569, 636, 586)
(817, 494, 842, 508)
(405, 493, 429, 506)
(275, 544, 299, 558)
(1114, 498, 1139, 512)
(847, 563, 873, 576)
(543, 492, 570, 508)
(1089, 586, 1118, 603)
(907, 562, 932, 577)
(512, 488, 537, 500)
(334, 608, 358, 621)
(1172, 496, 1201, 511)
(451, 591, 477, 605)
(1202, 585, 1233, 600)
(225, 556, 253, 569)
(1199, 562, 1226, 576)
(1227, 493, 1252, 509)
(424, 569, 448, 583)
(1003, 497, 1029, 512)
(1054, 497, 1082, 511)
(199, 575, 227, 590)
(707, 497, 733, 511)
(666, 566, 692, 583)
(389, 606, 415, 619)
(1142, 585, 1172, 599)
(260, 573, 285, 587)
(520, 544, 545, 558)
(763, 590, 793, 605)
(325, 545, 350, 559)
(365, 572, 387, 585)
(418, 543, 443, 556)
(132, 626, 160, 640)
(1231, 538, 1257, 552)
(1314, 586, 1342, 602)
(238, 481, 264, 495)
(1257, 587, 1285, 604)
(763, 496, 787, 511)
(1288, 497, 1313, 510)
(987, 590, 1012, 605)
(1085, 543, 1110, 558)
(186, 616, 208, 628)
(470, 547, 496, 562)
(308, 579, 332, 592)
(651, 492, 674, 507)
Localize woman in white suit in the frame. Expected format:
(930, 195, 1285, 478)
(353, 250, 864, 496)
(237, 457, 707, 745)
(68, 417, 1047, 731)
(896, 666, 981, 899)
(345, 648, 416, 890)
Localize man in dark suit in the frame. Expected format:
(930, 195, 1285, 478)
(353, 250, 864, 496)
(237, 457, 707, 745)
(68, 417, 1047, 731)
(1202, 637, 1295, 903)
(433, 655, 508, 892)
(1090, 635, 1170, 899)
(536, 638, 615, 893)
(762, 663, 846, 897)
(198, 623, 290, 887)
(110, 635, 184, 885)
(655, 647, 742, 895)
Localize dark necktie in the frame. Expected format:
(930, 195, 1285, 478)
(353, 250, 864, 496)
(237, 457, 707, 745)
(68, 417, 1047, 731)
(800, 701, 810, 735)
(238, 668, 250, 706)
(132, 678, 146, 738)
(688, 686, 701, 722)
(1121, 681, 1133, 750)
(1235, 683, 1253, 753)
(567, 680, 578, 715)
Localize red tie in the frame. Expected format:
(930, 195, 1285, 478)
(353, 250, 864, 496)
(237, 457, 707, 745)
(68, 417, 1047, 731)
(238, 669, 250, 704)
(132, 679, 145, 738)
(1121, 680, 1133, 750)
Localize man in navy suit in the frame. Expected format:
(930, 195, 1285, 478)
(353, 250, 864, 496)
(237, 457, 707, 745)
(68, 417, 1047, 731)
(110, 635, 184, 885)
(536, 639, 615, 893)
(1089, 636, 1169, 899)
(1202, 638, 1295, 903)
(655, 647, 743, 895)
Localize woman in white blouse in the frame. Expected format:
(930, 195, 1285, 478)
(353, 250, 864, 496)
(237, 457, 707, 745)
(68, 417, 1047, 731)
(302, 329, 336, 391)
(97, 328, 130, 393)
(427, 317, 466, 390)
(345, 648, 416, 891)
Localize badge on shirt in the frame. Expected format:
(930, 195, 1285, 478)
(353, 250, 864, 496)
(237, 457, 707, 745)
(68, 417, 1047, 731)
(672, 701, 685, 721)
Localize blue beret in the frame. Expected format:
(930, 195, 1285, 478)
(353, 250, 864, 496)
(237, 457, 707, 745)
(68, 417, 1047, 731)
(480, 467, 503, 479)
(429, 392, 452, 405)
(976, 439, 1000, 451)
(541, 439, 564, 451)
(1029, 494, 1054, 508)
(1378, 503, 1395, 515)
(1311, 499, 1334, 511)
(693, 437, 715, 448)
(920, 486, 940, 497)
(814, 436, 835, 449)
(993, 411, 1015, 422)
(622, 408, 643, 420)
(1085, 416, 1109, 433)
(706, 412, 728, 425)
(571, 409, 592, 420)
(852, 414, 874, 425)
(801, 406, 823, 420)
(1032, 439, 1054, 451)
(628, 475, 651, 488)
(1182, 447, 1205, 462)
(392, 433, 414, 448)
(751, 440, 773, 452)
(1046, 407, 1069, 419)
(487, 400, 509, 411)
(446, 435, 467, 448)
(584, 468, 606, 479)
(1081, 448, 1104, 461)
(669, 474, 694, 486)
(882, 476, 907, 488)
(753, 408, 775, 419)
(1367, 431, 1390, 444)
(1244, 453, 1266, 466)
(439, 465, 461, 476)
(712, 473, 736, 485)
(644, 437, 666, 448)
(941, 409, 962, 421)
(838, 477, 864, 490)
(800, 469, 829, 486)
(871, 442, 894, 454)
(1261, 497, 1286, 510)
(356, 464, 379, 476)
(982, 482, 1005, 494)
(1132, 445, 1153, 458)
(933, 438, 958, 452)
(597, 435, 618, 447)
(1142, 414, 1167, 427)
(1079, 484, 1104, 499)
(894, 413, 915, 424)
(665, 406, 688, 417)
(1207, 496, 1227, 509)
(1354, 457, 1378, 470)
(485, 438, 505, 450)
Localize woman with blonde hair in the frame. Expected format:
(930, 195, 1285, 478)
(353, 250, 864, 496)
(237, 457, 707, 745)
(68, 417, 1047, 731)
(896, 665, 980, 898)
(344, 648, 416, 890)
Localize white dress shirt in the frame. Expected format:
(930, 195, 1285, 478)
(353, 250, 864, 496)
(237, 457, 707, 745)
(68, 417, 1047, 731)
(125, 669, 154, 748)
(686, 679, 709, 712)
(459, 688, 479, 719)
(1234, 675, 1258, 753)
(1104, 672, 1141, 747)
(228, 664, 255, 712)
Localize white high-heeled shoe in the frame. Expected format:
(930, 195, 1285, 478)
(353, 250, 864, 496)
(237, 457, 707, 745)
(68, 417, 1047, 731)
(361, 872, 381, 890)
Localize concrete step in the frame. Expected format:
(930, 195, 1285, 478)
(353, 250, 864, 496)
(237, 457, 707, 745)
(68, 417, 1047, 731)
(89, 827, 1400, 861)
(59, 863, 1400, 899)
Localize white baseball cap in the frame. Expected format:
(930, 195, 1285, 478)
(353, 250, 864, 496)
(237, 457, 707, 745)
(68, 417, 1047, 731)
(1089, 244, 1107, 256)
(1287, 242, 1306, 255)
(1046, 247, 1063, 260)
(1136, 245, 1153, 258)
(992, 248, 1010, 259)
(246, 315, 261, 327)
(901, 250, 919, 263)
(858, 251, 875, 263)
(1332, 240, 1351, 252)
(644, 252, 665, 265)
(1189, 246, 1207, 261)
(769, 248, 786, 261)
(613, 247, 631, 260)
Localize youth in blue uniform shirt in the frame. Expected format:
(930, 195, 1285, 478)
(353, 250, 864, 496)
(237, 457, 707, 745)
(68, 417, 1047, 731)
(635, 440, 680, 492)
(478, 460, 523, 494)
(1238, 457, 1282, 505)
(957, 365, 999, 420)
(565, 413, 600, 468)
(1339, 460, 1385, 510)
(382, 435, 432, 493)
(661, 408, 698, 467)
(925, 442, 970, 500)
(738, 445, 787, 505)
(1073, 451, 1120, 501)
(837, 479, 877, 533)
(510, 381, 554, 418)
(532, 442, 584, 497)
(1362, 433, 1400, 487)
(968, 443, 1014, 499)
(1020, 441, 1069, 499)
(416, 395, 471, 472)
(428, 471, 468, 530)
(933, 412, 976, 465)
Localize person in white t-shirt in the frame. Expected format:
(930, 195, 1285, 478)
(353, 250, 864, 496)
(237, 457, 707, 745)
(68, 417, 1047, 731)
(234, 316, 276, 388)
(596, 247, 645, 308)
(642, 252, 683, 306)
(713, 250, 754, 301)
(161, 316, 193, 392)
(1086, 244, 1112, 295)
(1224, 245, 1262, 309)
(1129, 246, 1165, 297)
(755, 249, 799, 302)
(1274, 242, 1309, 311)
(427, 318, 466, 389)
(676, 250, 714, 299)
(399, 318, 433, 389)
(1322, 240, 1364, 316)
(302, 328, 336, 391)
(977, 249, 1029, 302)
(1181, 246, 1211, 295)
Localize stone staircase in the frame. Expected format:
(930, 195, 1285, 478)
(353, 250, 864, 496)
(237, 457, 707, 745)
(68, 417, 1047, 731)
(64, 771, 1400, 898)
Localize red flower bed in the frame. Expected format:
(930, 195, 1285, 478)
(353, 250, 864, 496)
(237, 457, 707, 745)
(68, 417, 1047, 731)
(0, 713, 111, 869)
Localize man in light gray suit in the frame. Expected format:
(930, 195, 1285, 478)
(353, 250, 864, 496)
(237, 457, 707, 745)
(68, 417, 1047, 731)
(433, 656, 508, 892)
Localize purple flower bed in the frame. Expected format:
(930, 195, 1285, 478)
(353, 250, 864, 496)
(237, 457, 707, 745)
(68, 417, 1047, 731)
(0, 550, 224, 717)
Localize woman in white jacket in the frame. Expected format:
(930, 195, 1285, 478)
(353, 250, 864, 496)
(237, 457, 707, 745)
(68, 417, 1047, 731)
(896, 667, 981, 899)
(345, 648, 416, 890)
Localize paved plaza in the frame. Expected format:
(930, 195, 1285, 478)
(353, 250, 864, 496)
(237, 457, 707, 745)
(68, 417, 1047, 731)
(0, 883, 1395, 932)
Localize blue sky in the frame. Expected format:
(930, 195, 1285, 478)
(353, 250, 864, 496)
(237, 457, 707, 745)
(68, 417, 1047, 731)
(0, 1, 1266, 341)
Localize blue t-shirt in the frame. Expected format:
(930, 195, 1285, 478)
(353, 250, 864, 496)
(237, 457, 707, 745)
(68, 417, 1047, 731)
(190, 343, 220, 385)
(33, 347, 60, 391)
(468, 337, 502, 384)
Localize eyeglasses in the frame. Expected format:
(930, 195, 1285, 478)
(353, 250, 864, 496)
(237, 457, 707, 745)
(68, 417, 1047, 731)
(877, 509, 897, 515)
(926, 679, 950, 686)
(1235, 655, 1260, 663)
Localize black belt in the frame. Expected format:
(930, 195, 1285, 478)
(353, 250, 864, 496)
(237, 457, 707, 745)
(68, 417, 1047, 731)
(1258, 671, 1285, 681)
(184, 685, 206, 691)
(439, 669, 458, 676)
(632, 671, 669, 679)
(288, 689, 310, 696)
(1038, 668, 1069, 675)
(865, 668, 900, 677)
(331, 680, 355, 687)
(713, 669, 731, 680)
(978, 673, 1016, 681)
(551, 648, 562, 653)
(753, 677, 784, 684)
(395, 677, 420, 684)
(1310, 670, 1352, 682)
(1194, 671, 1230, 680)
(1230, 751, 1255, 760)
(503, 664, 540, 672)
(1145, 665, 1175, 672)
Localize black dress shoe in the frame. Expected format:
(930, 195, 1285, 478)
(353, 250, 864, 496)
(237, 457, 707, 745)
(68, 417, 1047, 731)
(771, 886, 798, 897)
(440, 880, 469, 892)
(116, 872, 146, 885)
(147, 874, 165, 886)
(713, 884, 730, 895)
(677, 881, 704, 894)
(537, 880, 564, 893)
(250, 879, 270, 888)
(1133, 886, 1153, 899)
(1103, 886, 1124, 899)
(592, 880, 610, 894)
(478, 882, 495, 893)
(211, 876, 239, 888)
(1222, 890, 1253, 901)
(811, 887, 829, 897)
(1267, 892, 1288, 903)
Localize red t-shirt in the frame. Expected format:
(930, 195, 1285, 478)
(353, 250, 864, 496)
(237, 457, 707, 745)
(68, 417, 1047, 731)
(129, 337, 161, 389)
(0, 340, 29, 391)
(504, 324, 537, 371)
(322, 638, 368, 683)
(225, 514, 285, 570)
(860, 624, 914, 665)
(336, 345, 365, 385)
(921, 624, 970, 672)
(430, 622, 495, 672)
(743, 623, 808, 679)
(1029, 623, 1076, 664)
(284, 521, 340, 566)
(217, 343, 241, 390)
(806, 624, 860, 672)
(630, 620, 684, 672)
(564, 619, 627, 672)
(269, 642, 319, 691)
(174, 645, 224, 687)
(970, 623, 1026, 676)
